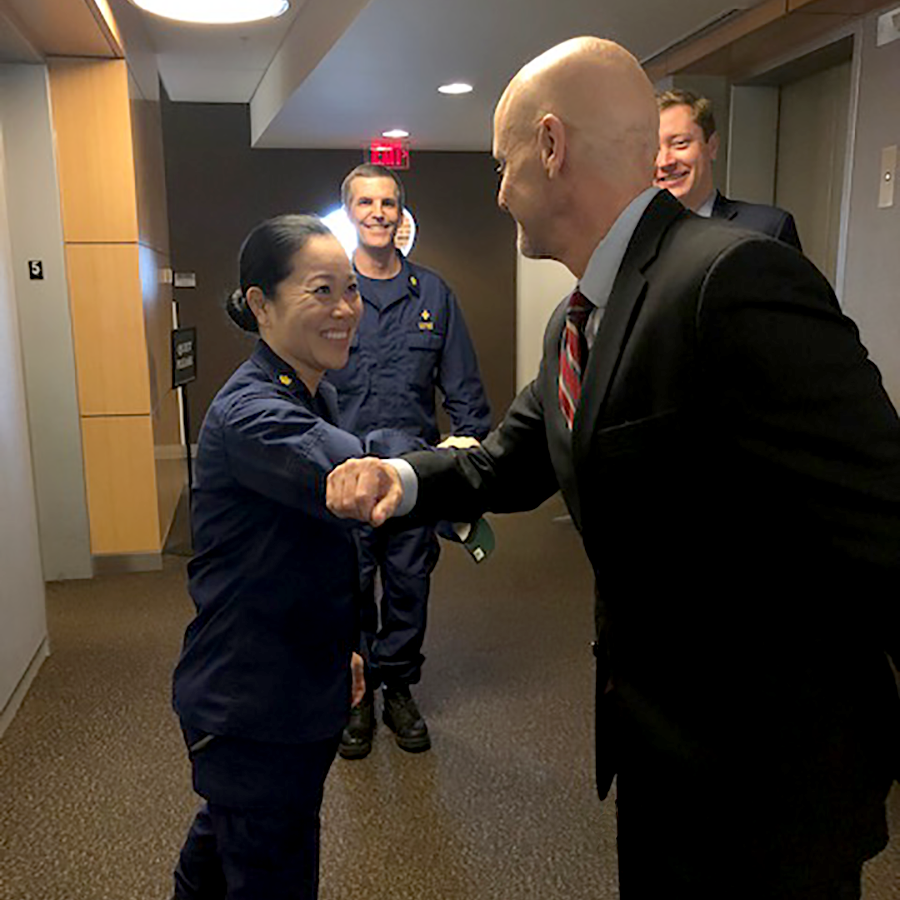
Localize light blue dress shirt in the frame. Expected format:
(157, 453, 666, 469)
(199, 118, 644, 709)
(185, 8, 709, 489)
(694, 191, 716, 219)
(580, 187, 660, 348)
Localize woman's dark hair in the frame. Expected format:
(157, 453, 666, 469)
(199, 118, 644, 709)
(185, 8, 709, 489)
(226, 214, 333, 333)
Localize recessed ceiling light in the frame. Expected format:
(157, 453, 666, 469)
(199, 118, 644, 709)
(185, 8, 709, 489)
(438, 82, 473, 95)
(382, 129, 410, 139)
(128, 0, 290, 24)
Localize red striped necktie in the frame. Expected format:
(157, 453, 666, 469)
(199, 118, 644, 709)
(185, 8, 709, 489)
(558, 289, 592, 430)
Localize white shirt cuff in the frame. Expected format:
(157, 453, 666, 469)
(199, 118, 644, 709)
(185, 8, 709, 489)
(385, 458, 418, 517)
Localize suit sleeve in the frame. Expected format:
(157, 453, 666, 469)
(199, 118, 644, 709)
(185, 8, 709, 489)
(404, 372, 560, 525)
(436, 285, 492, 439)
(221, 391, 364, 520)
(698, 237, 900, 663)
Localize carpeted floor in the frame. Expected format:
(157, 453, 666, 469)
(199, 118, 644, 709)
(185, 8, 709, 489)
(1, 494, 898, 899)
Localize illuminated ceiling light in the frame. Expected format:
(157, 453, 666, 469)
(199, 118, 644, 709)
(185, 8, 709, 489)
(438, 82, 473, 95)
(382, 129, 410, 139)
(128, 0, 290, 24)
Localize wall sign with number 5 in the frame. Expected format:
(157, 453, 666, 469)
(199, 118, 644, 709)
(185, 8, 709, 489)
(28, 260, 44, 280)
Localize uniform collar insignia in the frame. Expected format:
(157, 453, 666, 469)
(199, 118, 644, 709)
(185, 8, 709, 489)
(279, 374, 293, 386)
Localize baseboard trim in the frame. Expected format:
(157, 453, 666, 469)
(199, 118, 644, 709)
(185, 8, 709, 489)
(92, 552, 162, 575)
(0, 636, 50, 739)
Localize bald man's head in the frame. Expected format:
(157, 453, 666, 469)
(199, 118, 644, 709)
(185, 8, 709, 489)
(499, 37, 658, 170)
(493, 37, 659, 273)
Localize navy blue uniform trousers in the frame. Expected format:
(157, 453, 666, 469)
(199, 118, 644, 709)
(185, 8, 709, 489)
(174, 731, 341, 900)
(355, 522, 440, 687)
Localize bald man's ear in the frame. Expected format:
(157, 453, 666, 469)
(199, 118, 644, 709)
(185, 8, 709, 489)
(538, 114, 566, 179)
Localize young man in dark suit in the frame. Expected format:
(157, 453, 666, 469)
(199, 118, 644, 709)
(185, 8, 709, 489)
(655, 88, 803, 250)
(327, 36, 900, 899)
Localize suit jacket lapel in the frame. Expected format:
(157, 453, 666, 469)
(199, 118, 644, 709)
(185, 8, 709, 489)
(573, 191, 686, 463)
(712, 190, 738, 222)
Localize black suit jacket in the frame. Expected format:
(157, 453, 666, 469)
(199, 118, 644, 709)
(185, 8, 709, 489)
(405, 190, 900, 866)
(712, 190, 803, 251)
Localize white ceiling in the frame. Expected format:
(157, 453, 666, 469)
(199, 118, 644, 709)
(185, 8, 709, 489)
(5, 0, 760, 150)
(126, 0, 305, 103)
(251, 0, 751, 150)
(0, 9, 40, 64)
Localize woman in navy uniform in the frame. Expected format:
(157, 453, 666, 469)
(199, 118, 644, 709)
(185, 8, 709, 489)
(172, 215, 374, 900)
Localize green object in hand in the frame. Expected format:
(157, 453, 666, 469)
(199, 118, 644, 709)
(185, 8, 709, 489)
(463, 517, 495, 564)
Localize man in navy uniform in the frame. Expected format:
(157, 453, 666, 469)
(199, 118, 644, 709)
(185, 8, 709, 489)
(655, 88, 803, 250)
(326, 164, 491, 758)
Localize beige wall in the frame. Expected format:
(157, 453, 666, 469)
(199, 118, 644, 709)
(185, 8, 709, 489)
(0, 112, 48, 733)
(0, 64, 92, 580)
(516, 254, 574, 391)
(842, 9, 900, 406)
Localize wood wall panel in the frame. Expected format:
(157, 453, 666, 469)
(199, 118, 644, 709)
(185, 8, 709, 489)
(682, 11, 851, 77)
(789, 0, 887, 12)
(664, 0, 786, 74)
(647, 0, 884, 80)
(81, 415, 160, 554)
(49, 40, 177, 558)
(48, 58, 138, 243)
(66, 243, 151, 416)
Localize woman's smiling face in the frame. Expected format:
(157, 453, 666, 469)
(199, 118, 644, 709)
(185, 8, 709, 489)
(250, 233, 362, 392)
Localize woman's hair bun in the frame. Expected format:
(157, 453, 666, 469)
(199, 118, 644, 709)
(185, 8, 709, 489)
(225, 287, 259, 333)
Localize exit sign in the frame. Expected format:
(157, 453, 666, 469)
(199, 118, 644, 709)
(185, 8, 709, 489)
(368, 138, 410, 170)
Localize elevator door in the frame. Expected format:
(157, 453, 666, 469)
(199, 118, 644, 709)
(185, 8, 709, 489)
(774, 60, 852, 286)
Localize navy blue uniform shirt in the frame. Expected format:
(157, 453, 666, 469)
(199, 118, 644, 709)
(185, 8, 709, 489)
(173, 341, 366, 745)
(325, 257, 491, 443)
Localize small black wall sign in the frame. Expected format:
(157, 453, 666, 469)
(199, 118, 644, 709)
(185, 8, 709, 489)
(172, 327, 197, 388)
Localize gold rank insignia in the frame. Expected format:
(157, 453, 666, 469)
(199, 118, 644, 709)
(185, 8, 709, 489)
(410, 276, 418, 287)
(419, 309, 434, 331)
(279, 374, 293, 386)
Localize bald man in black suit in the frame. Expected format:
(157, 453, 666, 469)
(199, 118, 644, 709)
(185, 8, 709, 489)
(328, 38, 899, 899)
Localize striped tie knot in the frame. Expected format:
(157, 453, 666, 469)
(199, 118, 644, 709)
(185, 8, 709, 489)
(565, 290, 592, 329)
(558, 289, 592, 431)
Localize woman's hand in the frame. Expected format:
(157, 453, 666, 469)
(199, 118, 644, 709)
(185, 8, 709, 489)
(350, 652, 366, 707)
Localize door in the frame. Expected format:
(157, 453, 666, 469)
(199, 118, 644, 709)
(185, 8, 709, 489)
(774, 60, 852, 285)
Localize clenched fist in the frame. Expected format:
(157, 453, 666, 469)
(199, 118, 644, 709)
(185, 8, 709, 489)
(326, 457, 403, 526)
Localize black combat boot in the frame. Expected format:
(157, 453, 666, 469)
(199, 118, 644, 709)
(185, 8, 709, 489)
(339, 692, 375, 760)
(382, 683, 431, 753)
